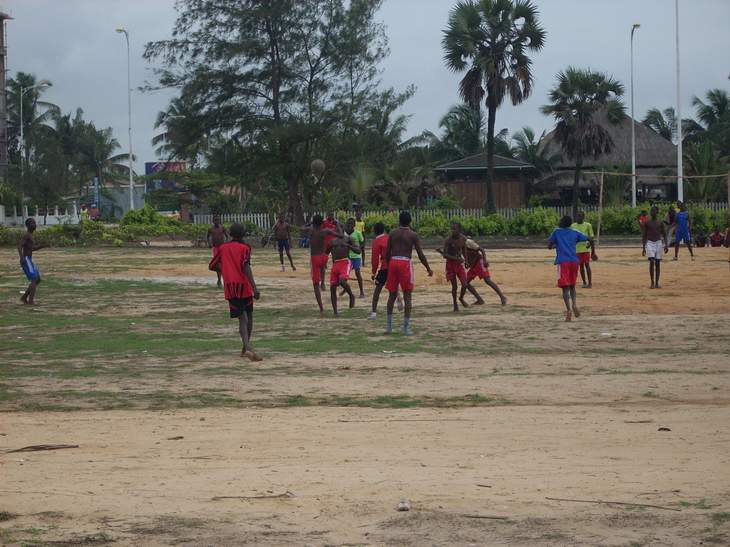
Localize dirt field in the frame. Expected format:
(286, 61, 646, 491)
(1, 242, 729, 546)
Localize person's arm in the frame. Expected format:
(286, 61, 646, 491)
(480, 248, 489, 269)
(371, 241, 380, 278)
(385, 233, 392, 262)
(208, 252, 221, 272)
(437, 239, 462, 261)
(18, 236, 25, 263)
(414, 235, 433, 276)
(588, 238, 598, 260)
(244, 262, 260, 300)
(661, 224, 669, 251)
(547, 231, 556, 250)
(641, 223, 648, 256)
(206, 229, 212, 247)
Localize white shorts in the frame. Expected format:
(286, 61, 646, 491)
(645, 239, 664, 260)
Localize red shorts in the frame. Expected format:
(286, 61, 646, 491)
(311, 254, 328, 283)
(212, 245, 221, 259)
(557, 262, 579, 288)
(386, 257, 414, 292)
(577, 252, 591, 265)
(445, 259, 467, 284)
(467, 259, 490, 282)
(330, 258, 351, 286)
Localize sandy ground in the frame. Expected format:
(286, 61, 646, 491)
(1, 244, 730, 545)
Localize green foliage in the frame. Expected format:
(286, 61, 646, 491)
(120, 204, 181, 227)
(508, 207, 560, 236)
(593, 206, 641, 235)
(415, 214, 451, 238)
(362, 212, 399, 235)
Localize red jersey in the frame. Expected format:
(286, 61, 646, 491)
(371, 233, 389, 275)
(322, 219, 337, 247)
(209, 241, 253, 300)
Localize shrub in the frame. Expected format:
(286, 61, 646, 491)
(363, 212, 398, 236)
(508, 207, 560, 236)
(120, 204, 181, 227)
(414, 213, 450, 238)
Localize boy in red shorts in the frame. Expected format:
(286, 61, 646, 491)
(369, 222, 402, 320)
(327, 232, 360, 315)
(436, 222, 472, 312)
(571, 211, 597, 288)
(384, 211, 433, 335)
(304, 214, 338, 316)
(548, 215, 595, 322)
(465, 238, 507, 305)
(208, 222, 262, 361)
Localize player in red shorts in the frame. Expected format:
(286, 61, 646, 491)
(436, 222, 473, 312)
(571, 211, 598, 288)
(368, 222, 402, 320)
(327, 232, 360, 315)
(321, 212, 341, 290)
(303, 214, 339, 316)
(207, 215, 229, 287)
(548, 215, 595, 322)
(465, 238, 507, 306)
(208, 222, 262, 361)
(384, 211, 433, 335)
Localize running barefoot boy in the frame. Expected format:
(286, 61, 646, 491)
(436, 222, 473, 312)
(642, 206, 669, 289)
(327, 232, 359, 315)
(673, 202, 695, 261)
(344, 218, 365, 298)
(464, 238, 507, 305)
(209, 223, 262, 362)
(305, 214, 338, 316)
(548, 215, 594, 322)
(369, 222, 402, 320)
(571, 211, 598, 288)
(207, 215, 229, 287)
(384, 211, 433, 335)
(18, 218, 44, 305)
(273, 213, 296, 272)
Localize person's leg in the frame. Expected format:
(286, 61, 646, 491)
(562, 287, 572, 321)
(371, 283, 383, 315)
(402, 290, 413, 335)
(21, 282, 31, 303)
(320, 264, 326, 290)
(459, 281, 470, 308)
(570, 285, 580, 317)
(649, 259, 656, 288)
(674, 240, 680, 259)
(686, 241, 694, 259)
(330, 284, 338, 315)
(278, 247, 285, 268)
(585, 263, 592, 288)
(385, 290, 397, 334)
(485, 278, 507, 305)
(354, 268, 365, 297)
(238, 313, 250, 352)
(27, 278, 40, 305)
(655, 259, 662, 288)
(468, 281, 485, 304)
(313, 282, 324, 316)
(340, 279, 356, 308)
(286, 248, 296, 270)
(579, 263, 587, 287)
(450, 277, 459, 312)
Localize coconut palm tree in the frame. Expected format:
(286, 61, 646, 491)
(442, 0, 546, 211)
(541, 67, 625, 216)
(642, 107, 705, 144)
(511, 126, 560, 177)
(693, 89, 730, 156)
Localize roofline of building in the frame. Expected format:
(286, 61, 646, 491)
(433, 165, 533, 172)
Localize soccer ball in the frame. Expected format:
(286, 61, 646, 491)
(311, 159, 326, 178)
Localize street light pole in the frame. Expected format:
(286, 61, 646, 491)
(675, 0, 684, 202)
(116, 27, 135, 212)
(630, 23, 640, 208)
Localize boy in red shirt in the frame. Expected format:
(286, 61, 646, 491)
(368, 222, 402, 320)
(209, 223, 262, 361)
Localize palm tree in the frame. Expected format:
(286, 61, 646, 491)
(541, 67, 625, 216)
(642, 107, 705, 144)
(683, 140, 727, 201)
(442, 0, 546, 211)
(438, 104, 485, 158)
(693, 89, 729, 128)
(511, 126, 560, 176)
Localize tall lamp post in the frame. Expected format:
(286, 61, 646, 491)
(630, 23, 640, 208)
(116, 27, 135, 211)
(19, 82, 51, 219)
(675, 0, 684, 202)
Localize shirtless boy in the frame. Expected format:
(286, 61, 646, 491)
(18, 218, 44, 305)
(368, 222, 402, 320)
(306, 214, 338, 316)
(384, 211, 433, 335)
(327, 232, 359, 315)
(207, 215, 229, 287)
(464, 238, 508, 305)
(273, 213, 296, 272)
(642, 206, 669, 289)
(208, 222, 262, 361)
(344, 218, 365, 298)
(436, 222, 473, 312)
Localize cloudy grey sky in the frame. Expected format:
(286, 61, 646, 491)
(4, 0, 729, 173)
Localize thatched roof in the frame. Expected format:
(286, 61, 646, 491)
(434, 153, 533, 172)
(541, 111, 677, 170)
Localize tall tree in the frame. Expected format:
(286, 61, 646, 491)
(693, 88, 730, 156)
(642, 107, 705, 144)
(541, 67, 625, 217)
(442, 0, 546, 211)
(511, 126, 559, 177)
(145, 0, 399, 222)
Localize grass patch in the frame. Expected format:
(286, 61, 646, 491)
(711, 512, 730, 525)
(0, 511, 16, 522)
(679, 499, 716, 510)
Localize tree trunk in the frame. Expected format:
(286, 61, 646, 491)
(572, 153, 583, 219)
(484, 99, 497, 213)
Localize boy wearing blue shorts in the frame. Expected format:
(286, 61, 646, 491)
(18, 218, 44, 305)
(273, 213, 296, 272)
(673, 202, 695, 261)
(345, 218, 365, 298)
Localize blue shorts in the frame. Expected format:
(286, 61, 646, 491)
(277, 239, 290, 252)
(21, 256, 40, 281)
(675, 230, 691, 244)
(350, 257, 362, 270)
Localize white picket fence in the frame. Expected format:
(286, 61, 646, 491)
(193, 203, 728, 232)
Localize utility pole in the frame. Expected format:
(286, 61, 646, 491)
(675, 0, 684, 201)
(0, 12, 12, 182)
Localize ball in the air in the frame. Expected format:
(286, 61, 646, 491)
(311, 159, 326, 177)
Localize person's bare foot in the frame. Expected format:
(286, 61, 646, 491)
(359, 292, 365, 298)
(500, 296, 508, 306)
(459, 297, 469, 308)
(586, 284, 592, 289)
(473, 299, 485, 306)
(565, 310, 572, 322)
(650, 283, 655, 289)
(318, 310, 325, 318)
(242, 350, 263, 362)
(572, 306, 581, 318)
(292, 266, 297, 271)
(452, 305, 460, 313)
(655, 284, 661, 289)
(20, 294, 28, 304)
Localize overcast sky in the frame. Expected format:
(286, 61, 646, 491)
(4, 0, 729, 173)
